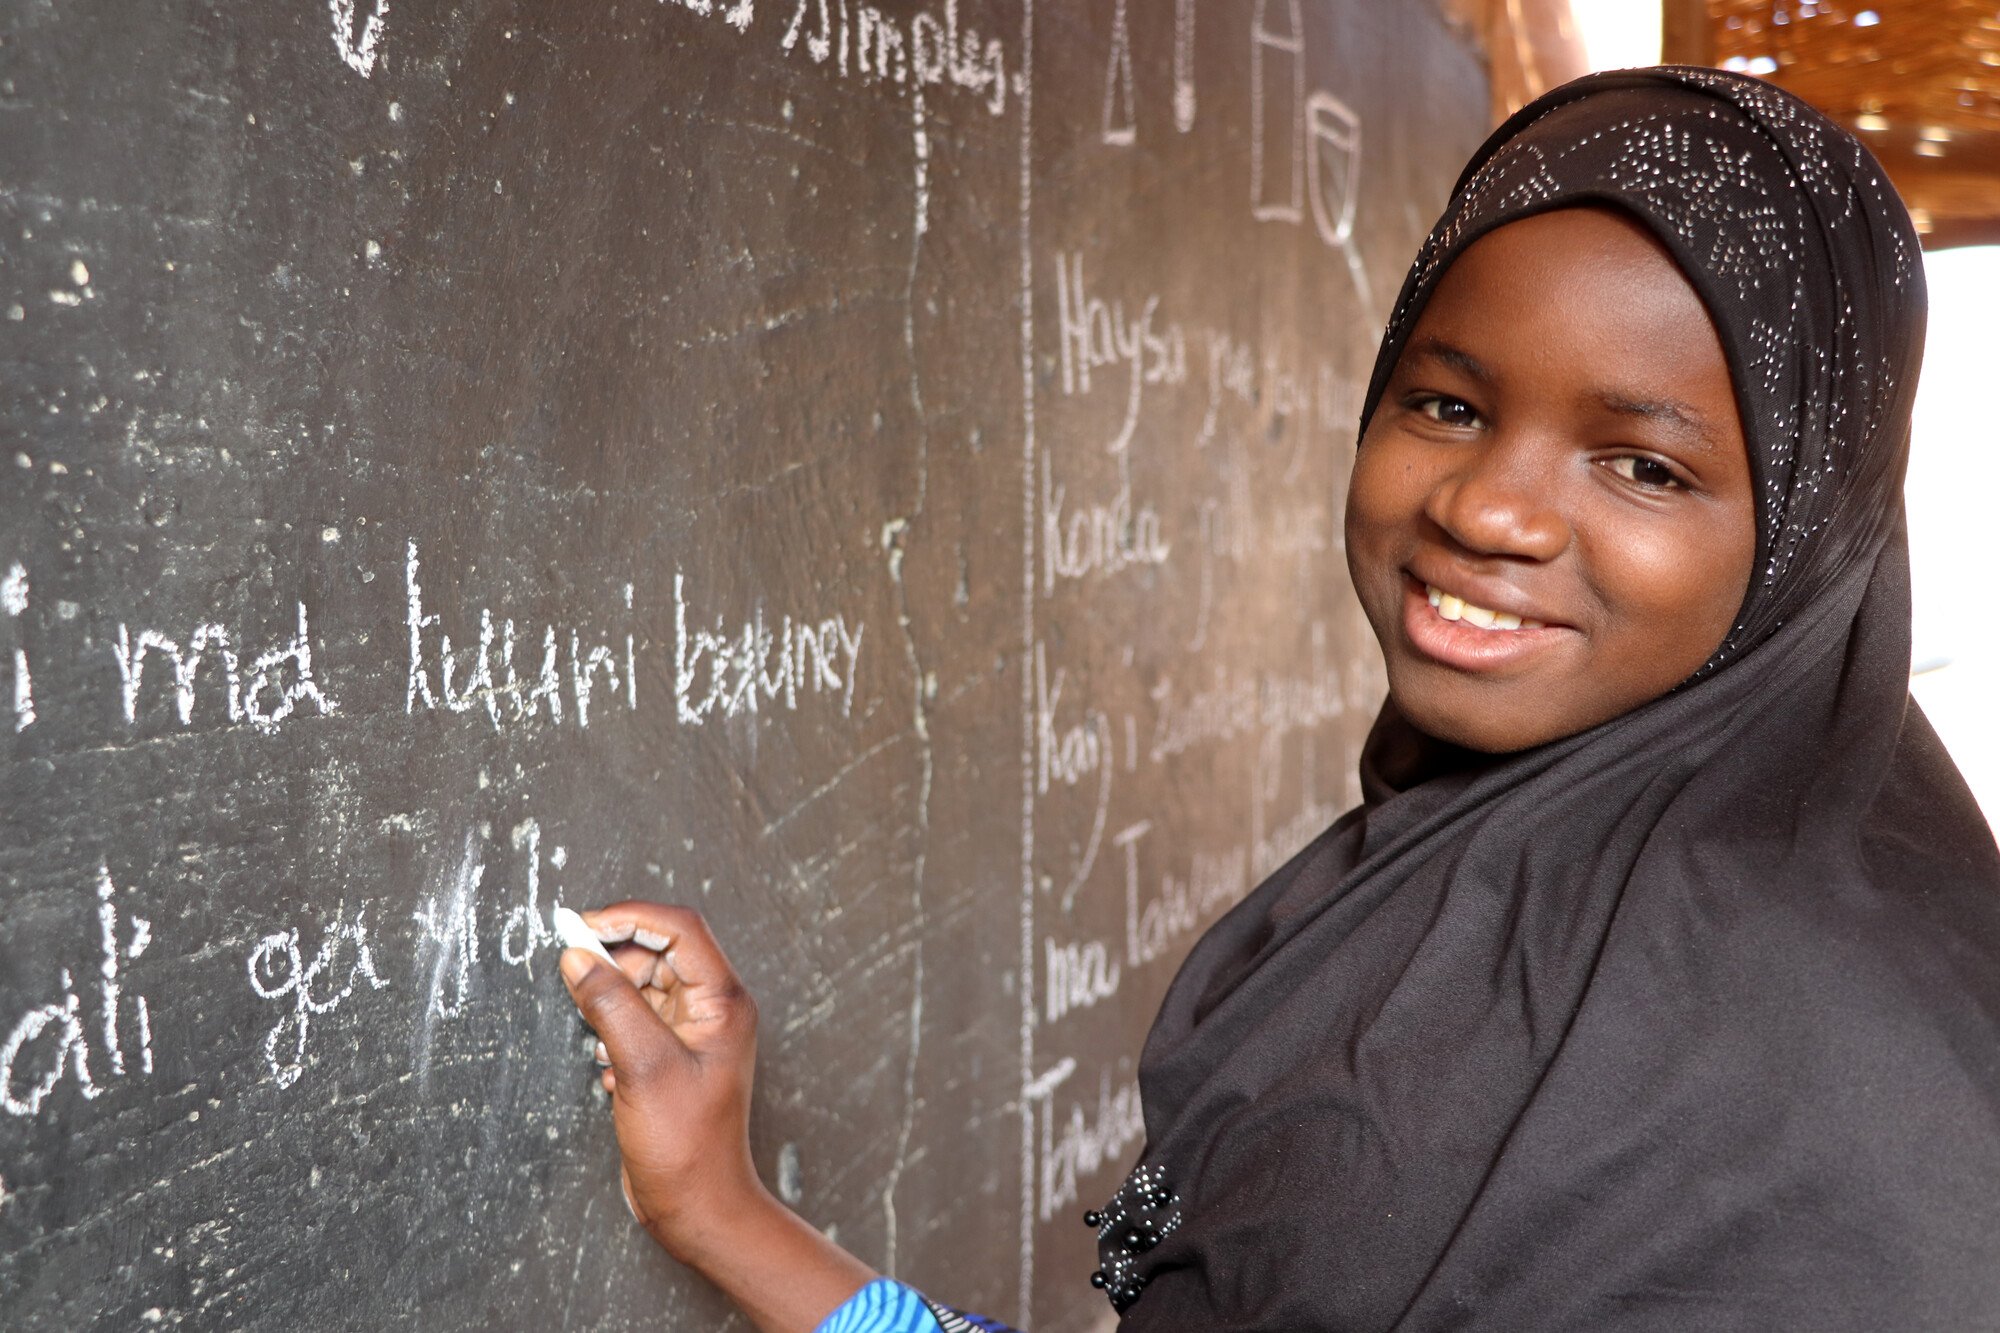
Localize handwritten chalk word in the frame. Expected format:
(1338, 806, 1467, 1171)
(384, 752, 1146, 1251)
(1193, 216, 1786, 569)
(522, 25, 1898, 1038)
(498, 817, 565, 971)
(1151, 624, 1344, 763)
(1053, 252, 1188, 454)
(1, 866, 153, 1118)
(3, 562, 32, 730)
(411, 835, 482, 1021)
(1039, 453, 1170, 593)
(1044, 932, 1120, 1024)
(781, 0, 1009, 233)
(247, 905, 388, 1090)
(1028, 1059, 1146, 1223)
(1150, 666, 1256, 762)
(404, 541, 635, 731)
(113, 602, 337, 735)
(328, 0, 390, 78)
(1115, 822, 1251, 969)
(1035, 642, 1112, 905)
(673, 571, 864, 724)
(783, 0, 1010, 116)
(1198, 332, 1259, 444)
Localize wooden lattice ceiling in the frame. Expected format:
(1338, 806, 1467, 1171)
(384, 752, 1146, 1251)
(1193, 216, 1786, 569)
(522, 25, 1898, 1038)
(1667, 1, 2000, 248)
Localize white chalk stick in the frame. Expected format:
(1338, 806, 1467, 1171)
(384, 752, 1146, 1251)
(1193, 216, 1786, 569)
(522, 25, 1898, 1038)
(552, 906, 616, 965)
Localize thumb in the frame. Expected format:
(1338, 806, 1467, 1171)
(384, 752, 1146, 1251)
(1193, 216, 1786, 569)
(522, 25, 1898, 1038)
(560, 949, 688, 1081)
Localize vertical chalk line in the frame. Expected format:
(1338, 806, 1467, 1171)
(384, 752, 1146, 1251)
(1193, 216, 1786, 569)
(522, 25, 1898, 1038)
(1016, 0, 1038, 1323)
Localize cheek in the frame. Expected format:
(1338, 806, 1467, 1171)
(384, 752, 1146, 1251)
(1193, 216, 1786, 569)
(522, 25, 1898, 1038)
(1588, 514, 1749, 664)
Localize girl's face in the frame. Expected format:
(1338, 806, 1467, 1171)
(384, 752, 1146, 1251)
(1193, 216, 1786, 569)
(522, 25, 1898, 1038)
(1346, 207, 1757, 753)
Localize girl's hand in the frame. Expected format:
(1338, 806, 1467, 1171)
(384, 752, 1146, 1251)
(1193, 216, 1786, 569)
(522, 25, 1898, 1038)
(558, 901, 875, 1333)
(558, 902, 762, 1260)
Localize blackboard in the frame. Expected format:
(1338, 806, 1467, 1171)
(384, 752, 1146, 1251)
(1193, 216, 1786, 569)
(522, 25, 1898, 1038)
(0, 3, 1486, 1327)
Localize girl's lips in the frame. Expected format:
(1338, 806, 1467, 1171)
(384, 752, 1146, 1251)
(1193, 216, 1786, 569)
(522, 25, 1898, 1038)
(1399, 575, 1570, 672)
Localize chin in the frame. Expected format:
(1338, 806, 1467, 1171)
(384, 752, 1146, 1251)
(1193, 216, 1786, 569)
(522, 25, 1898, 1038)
(1385, 672, 1556, 755)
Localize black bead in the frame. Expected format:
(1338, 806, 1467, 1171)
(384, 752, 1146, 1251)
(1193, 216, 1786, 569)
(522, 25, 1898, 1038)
(1089, 1270, 1107, 1289)
(1082, 1210, 1102, 1228)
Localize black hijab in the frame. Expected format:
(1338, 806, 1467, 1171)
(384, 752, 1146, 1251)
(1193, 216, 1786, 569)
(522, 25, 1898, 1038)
(1094, 68, 2000, 1329)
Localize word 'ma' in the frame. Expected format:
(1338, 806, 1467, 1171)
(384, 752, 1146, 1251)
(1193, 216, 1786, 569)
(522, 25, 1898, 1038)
(405, 542, 635, 730)
(114, 602, 336, 734)
(675, 571, 863, 724)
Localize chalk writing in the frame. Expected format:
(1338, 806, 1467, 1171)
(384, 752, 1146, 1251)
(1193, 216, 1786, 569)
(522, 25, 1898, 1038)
(666, 0, 755, 33)
(673, 571, 864, 724)
(1117, 822, 1251, 968)
(328, 0, 390, 79)
(1035, 643, 1114, 906)
(1040, 454, 1170, 592)
(114, 602, 337, 735)
(783, 0, 1009, 116)
(499, 818, 564, 970)
(1044, 932, 1119, 1024)
(405, 541, 634, 731)
(411, 834, 482, 1020)
(3, 562, 31, 730)
(0, 866, 152, 1118)
(1053, 252, 1188, 455)
(246, 905, 388, 1090)
(1028, 1059, 1146, 1222)
(1152, 623, 1344, 762)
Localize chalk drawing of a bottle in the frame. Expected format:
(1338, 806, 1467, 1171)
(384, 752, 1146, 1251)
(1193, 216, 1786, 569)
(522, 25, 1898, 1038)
(1250, 0, 1305, 222)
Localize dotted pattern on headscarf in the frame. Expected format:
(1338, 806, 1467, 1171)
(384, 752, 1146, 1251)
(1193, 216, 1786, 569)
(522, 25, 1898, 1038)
(1357, 67, 1926, 678)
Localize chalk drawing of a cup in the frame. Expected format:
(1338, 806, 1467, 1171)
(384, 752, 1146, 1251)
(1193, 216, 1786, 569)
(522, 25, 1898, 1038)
(1306, 91, 1362, 249)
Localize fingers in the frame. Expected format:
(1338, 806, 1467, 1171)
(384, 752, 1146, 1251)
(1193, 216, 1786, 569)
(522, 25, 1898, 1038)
(582, 903, 743, 994)
(560, 949, 689, 1082)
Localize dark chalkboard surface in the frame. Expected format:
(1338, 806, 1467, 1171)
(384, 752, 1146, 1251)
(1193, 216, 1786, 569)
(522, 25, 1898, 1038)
(0, 2, 1485, 1327)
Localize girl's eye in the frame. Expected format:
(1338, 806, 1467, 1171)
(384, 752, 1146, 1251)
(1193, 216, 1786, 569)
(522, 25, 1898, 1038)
(1606, 455, 1681, 489)
(1413, 395, 1482, 428)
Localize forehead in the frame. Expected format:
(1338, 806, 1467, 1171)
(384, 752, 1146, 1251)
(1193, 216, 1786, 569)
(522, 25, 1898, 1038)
(1412, 208, 1737, 396)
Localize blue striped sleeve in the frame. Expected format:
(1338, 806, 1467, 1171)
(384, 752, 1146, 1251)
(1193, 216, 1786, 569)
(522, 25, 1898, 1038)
(814, 1277, 1028, 1333)
(815, 1278, 947, 1333)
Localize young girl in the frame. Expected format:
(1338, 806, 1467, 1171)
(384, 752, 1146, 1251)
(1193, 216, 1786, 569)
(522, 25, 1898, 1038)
(560, 68, 2000, 1331)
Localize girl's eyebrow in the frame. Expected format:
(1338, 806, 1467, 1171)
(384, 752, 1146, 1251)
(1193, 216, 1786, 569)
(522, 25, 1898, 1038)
(1407, 336, 1491, 384)
(1596, 392, 1722, 453)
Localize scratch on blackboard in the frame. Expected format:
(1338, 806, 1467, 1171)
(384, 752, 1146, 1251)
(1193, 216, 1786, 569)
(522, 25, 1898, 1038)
(761, 728, 908, 837)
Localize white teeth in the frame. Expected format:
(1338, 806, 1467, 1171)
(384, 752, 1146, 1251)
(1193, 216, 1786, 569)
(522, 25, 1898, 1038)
(1424, 584, 1539, 632)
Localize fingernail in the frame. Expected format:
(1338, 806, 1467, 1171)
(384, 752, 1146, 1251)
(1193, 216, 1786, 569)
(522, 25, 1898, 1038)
(559, 947, 596, 985)
(593, 1041, 610, 1067)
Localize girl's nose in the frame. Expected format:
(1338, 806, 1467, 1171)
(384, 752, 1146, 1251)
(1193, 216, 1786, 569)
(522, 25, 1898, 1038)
(1421, 437, 1571, 562)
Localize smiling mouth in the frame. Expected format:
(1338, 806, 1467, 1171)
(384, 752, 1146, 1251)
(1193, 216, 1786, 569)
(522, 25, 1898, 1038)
(1424, 583, 1547, 632)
